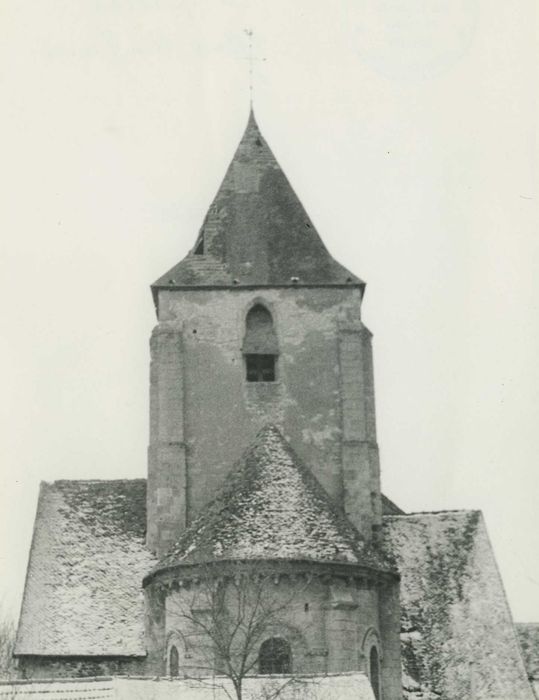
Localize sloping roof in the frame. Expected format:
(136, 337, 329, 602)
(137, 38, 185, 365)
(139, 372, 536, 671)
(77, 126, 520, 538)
(15, 479, 156, 657)
(151, 425, 391, 576)
(384, 511, 534, 700)
(381, 493, 405, 516)
(16, 471, 532, 699)
(152, 111, 362, 295)
(517, 623, 539, 682)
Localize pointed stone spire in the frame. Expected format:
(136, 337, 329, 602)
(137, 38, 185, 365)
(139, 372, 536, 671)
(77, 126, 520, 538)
(152, 111, 363, 294)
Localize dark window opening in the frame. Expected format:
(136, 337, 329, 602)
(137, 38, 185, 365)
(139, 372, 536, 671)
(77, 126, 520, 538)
(259, 637, 291, 675)
(246, 354, 275, 382)
(169, 645, 179, 677)
(369, 646, 380, 700)
(194, 234, 204, 255)
(243, 304, 279, 381)
(304, 603, 309, 612)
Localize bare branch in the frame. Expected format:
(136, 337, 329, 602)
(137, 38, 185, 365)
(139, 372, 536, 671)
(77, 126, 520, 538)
(164, 561, 313, 700)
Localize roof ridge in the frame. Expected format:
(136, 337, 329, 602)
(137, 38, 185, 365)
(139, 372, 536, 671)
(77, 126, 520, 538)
(48, 478, 146, 485)
(385, 508, 481, 518)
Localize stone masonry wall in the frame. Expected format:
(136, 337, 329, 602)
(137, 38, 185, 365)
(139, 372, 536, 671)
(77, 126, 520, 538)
(160, 569, 392, 684)
(16, 657, 146, 680)
(147, 286, 381, 554)
(147, 324, 187, 555)
(338, 323, 381, 540)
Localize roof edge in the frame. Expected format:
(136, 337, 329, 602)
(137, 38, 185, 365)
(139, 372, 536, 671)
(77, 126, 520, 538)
(143, 556, 398, 588)
(384, 508, 482, 519)
(151, 281, 366, 313)
(13, 653, 147, 660)
(14, 482, 47, 655)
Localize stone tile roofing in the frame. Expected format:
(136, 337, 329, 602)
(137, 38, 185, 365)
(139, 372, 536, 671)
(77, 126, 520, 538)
(384, 511, 534, 700)
(151, 425, 391, 576)
(517, 623, 539, 682)
(15, 479, 156, 657)
(152, 111, 362, 295)
(16, 467, 534, 699)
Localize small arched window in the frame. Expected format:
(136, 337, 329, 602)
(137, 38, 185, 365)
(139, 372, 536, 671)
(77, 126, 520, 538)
(243, 305, 278, 382)
(169, 645, 179, 677)
(369, 646, 381, 700)
(259, 637, 292, 675)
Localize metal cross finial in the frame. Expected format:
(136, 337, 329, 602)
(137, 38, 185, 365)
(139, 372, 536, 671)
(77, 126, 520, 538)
(244, 28, 265, 106)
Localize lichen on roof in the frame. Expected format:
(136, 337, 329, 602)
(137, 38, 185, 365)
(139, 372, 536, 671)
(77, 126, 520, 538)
(152, 425, 391, 575)
(152, 110, 363, 296)
(15, 479, 157, 657)
(384, 511, 534, 700)
(517, 623, 539, 682)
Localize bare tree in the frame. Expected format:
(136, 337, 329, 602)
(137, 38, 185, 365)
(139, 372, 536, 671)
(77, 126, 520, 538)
(0, 604, 16, 680)
(165, 561, 318, 700)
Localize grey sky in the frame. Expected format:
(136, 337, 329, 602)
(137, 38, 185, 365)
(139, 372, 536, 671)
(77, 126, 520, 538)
(1, 0, 537, 622)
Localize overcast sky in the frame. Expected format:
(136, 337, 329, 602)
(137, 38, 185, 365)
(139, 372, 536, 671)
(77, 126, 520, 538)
(1, 0, 537, 623)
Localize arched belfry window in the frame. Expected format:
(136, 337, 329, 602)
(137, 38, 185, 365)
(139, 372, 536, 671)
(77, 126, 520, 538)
(369, 646, 381, 700)
(258, 637, 292, 674)
(169, 645, 179, 677)
(243, 304, 278, 382)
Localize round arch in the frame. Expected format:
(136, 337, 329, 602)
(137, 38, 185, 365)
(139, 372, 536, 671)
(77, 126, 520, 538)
(257, 621, 309, 675)
(369, 646, 381, 700)
(258, 637, 292, 675)
(361, 627, 382, 700)
(169, 645, 180, 677)
(166, 632, 186, 678)
(360, 627, 383, 658)
(242, 301, 279, 382)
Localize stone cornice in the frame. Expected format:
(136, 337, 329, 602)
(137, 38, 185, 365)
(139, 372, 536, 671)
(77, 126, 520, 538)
(143, 557, 398, 590)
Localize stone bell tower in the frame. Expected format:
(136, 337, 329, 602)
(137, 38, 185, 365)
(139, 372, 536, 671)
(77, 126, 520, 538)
(146, 111, 382, 558)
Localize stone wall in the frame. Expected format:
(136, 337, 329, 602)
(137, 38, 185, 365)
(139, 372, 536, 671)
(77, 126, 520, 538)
(16, 657, 146, 680)
(149, 562, 402, 698)
(147, 286, 381, 556)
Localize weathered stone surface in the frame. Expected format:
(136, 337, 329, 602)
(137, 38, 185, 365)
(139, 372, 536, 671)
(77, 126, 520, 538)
(14, 480, 156, 659)
(147, 285, 381, 553)
(517, 623, 539, 697)
(384, 510, 534, 700)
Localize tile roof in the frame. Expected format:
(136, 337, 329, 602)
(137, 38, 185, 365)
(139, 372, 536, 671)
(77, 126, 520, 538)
(15, 479, 156, 657)
(16, 467, 534, 700)
(151, 425, 391, 576)
(152, 111, 363, 298)
(384, 511, 534, 700)
(517, 623, 539, 681)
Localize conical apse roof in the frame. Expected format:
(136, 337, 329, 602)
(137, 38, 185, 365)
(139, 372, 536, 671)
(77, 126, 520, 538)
(152, 111, 363, 293)
(149, 426, 391, 575)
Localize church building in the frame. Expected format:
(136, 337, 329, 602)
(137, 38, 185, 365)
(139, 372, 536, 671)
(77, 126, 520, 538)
(14, 112, 536, 700)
